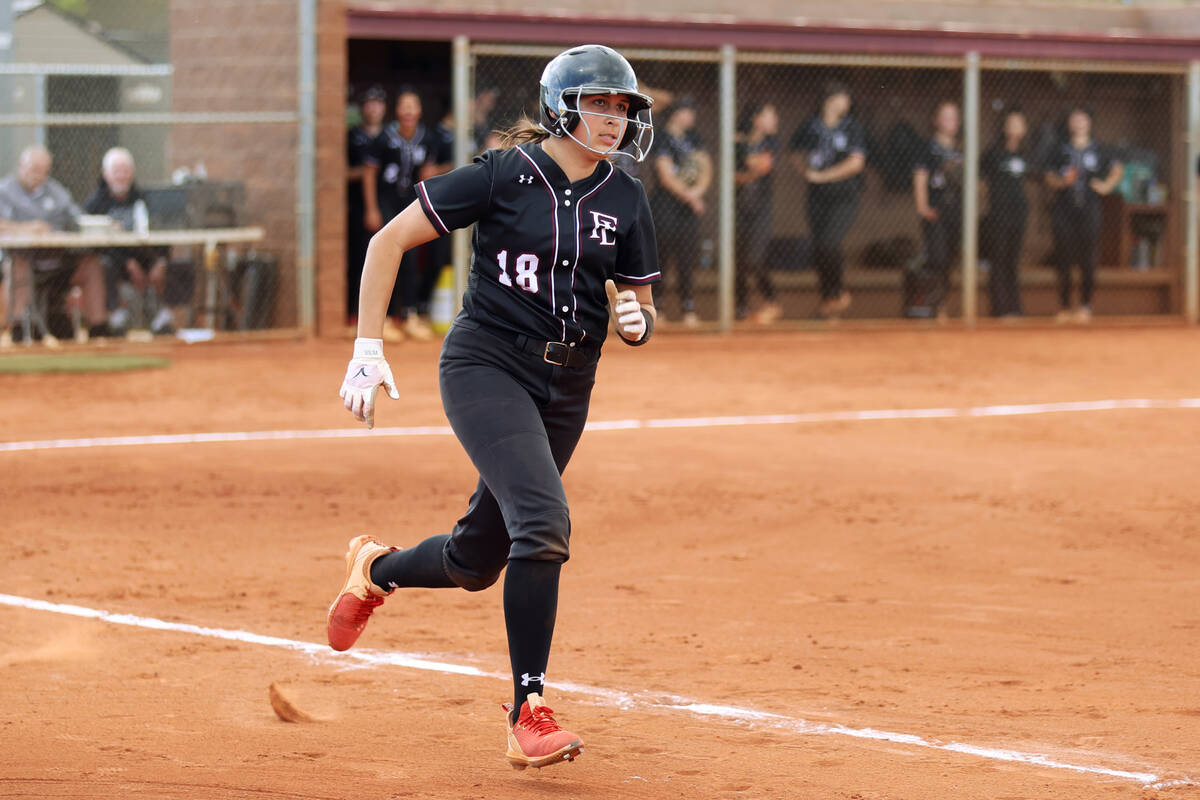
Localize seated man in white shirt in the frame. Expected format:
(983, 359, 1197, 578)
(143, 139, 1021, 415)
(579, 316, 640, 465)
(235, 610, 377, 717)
(0, 144, 110, 342)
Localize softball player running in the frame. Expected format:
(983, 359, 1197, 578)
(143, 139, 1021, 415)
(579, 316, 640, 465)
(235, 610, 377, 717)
(329, 44, 658, 770)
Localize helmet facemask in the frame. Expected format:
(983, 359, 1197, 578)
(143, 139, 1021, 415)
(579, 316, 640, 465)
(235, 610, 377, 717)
(547, 88, 654, 162)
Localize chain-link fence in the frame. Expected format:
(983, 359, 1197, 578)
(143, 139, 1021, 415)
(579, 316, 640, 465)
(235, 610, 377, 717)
(977, 60, 1186, 319)
(471, 43, 1199, 327)
(0, 0, 301, 344)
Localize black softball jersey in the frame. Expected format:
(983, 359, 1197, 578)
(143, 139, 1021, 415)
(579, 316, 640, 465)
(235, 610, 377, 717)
(415, 142, 659, 347)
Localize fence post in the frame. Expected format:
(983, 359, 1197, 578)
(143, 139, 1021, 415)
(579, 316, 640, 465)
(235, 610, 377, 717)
(0, 0, 11, 162)
(717, 44, 736, 332)
(1186, 61, 1199, 325)
(296, 0, 316, 333)
(961, 51, 980, 326)
(452, 36, 471, 313)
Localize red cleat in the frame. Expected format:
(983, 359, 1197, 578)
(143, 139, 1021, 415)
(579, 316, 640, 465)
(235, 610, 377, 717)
(503, 693, 584, 770)
(326, 535, 396, 651)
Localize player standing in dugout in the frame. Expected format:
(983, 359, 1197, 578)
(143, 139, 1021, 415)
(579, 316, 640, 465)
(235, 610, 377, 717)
(330, 44, 659, 770)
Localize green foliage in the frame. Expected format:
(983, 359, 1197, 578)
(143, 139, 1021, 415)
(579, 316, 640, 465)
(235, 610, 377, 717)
(47, 0, 90, 18)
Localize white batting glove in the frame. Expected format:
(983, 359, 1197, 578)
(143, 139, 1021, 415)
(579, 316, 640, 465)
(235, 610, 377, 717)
(604, 279, 646, 342)
(339, 337, 399, 430)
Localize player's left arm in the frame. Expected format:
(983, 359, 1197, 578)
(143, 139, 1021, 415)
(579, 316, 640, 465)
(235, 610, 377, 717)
(690, 150, 714, 197)
(1090, 158, 1123, 196)
(809, 151, 864, 184)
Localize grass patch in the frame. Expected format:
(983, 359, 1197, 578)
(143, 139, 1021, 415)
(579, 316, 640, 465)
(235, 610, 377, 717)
(0, 353, 170, 374)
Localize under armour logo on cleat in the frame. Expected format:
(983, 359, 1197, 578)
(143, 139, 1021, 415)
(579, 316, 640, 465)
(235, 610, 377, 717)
(517, 174, 534, 184)
(520, 672, 545, 686)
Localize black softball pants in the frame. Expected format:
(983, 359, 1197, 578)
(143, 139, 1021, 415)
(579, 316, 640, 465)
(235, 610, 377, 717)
(734, 206, 776, 314)
(652, 198, 700, 313)
(808, 192, 859, 301)
(921, 210, 961, 310)
(1051, 203, 1101, 309)
(437, 317, 597, 591)
(986, 210, 1026, 317)
(366, 315, 597, 714)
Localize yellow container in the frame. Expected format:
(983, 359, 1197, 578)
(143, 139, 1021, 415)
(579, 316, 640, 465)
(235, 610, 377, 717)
(430, 264, 456, 335)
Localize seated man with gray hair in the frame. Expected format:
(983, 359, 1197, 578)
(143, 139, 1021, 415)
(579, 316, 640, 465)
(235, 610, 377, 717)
(84, 146, 193, 335)
(0, 144, 110, 342)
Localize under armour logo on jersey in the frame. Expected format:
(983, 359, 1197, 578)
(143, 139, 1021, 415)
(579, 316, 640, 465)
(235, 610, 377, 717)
(589, 211, 619, 246)
(516, 174, 534, 184)
(520, 672, 545, 686)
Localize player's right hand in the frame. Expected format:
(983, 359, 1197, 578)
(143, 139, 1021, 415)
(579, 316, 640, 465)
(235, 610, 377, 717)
(605, 279, 646, 342)
(339, 337, 399, 430)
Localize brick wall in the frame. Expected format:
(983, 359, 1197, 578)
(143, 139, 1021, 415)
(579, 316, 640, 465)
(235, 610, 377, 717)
(170, 0, 301, 328)
(316, 0, 348, 336)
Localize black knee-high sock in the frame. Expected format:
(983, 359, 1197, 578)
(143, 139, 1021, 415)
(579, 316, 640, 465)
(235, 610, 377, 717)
(369, 533, 456, 590)
(504, 558, 561, 715)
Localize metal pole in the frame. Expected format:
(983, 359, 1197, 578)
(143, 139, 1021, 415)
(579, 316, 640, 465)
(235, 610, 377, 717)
(296, 0, 316, 333)
(0, 0, 12, 170)
(1186, 61, 1199, 324)
(961, 51, 980, 326)
(452, 36, 471, 313)
(717, 44, 736, 332)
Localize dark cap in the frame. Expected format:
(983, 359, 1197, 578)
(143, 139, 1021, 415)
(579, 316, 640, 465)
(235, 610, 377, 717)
(362, 85, 386, 103)
(821, 81, 851, 102)
(672, 94, 697, 111)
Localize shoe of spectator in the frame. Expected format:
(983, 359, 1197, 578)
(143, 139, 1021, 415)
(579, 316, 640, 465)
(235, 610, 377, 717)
(818, 292, 852, 319)
(1054, 308, 1073, 324)
(1074, 306, 1092, 323)
(681, 311, 700, 328)
(0, 329, 11, 348)
(150, 308, 175, 335)
(750, 301, 783, 325)
(404, 315, 434, 341)
(108, 307, 131, 334)
(381, 317, 407, 343)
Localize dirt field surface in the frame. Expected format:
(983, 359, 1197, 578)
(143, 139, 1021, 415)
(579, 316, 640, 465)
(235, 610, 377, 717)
(2, 327, 1199, 799)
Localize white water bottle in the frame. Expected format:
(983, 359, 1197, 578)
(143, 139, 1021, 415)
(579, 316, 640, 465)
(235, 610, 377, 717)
(133, 199, 150, 238)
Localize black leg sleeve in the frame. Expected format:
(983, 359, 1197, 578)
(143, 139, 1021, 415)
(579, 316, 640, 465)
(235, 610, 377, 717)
(369, 533, 457, 590)
(505, 558, 561, 712)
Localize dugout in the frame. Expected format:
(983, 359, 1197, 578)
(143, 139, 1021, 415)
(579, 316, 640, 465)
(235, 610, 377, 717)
(12, 2, 1194, 338)
(327, 3, 1200, 331)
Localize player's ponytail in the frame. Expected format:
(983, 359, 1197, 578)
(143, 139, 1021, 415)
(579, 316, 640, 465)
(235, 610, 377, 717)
(498, 115, 550, 149)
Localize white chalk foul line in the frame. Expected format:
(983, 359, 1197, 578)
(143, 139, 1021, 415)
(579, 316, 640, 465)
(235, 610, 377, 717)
(1, 593, 1190, 788)
(3, 398, 1199, 453)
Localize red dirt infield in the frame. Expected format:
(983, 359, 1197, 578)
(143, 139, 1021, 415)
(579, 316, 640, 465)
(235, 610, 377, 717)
(2, 327, 1198, 799)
